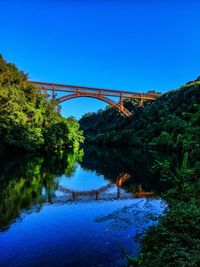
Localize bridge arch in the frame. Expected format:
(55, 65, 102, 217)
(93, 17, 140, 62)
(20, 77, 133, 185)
(55, 93, 132, 117)
(31, 80, 162, 118)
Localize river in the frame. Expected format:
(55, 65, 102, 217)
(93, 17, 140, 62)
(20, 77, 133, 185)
(0, 146, 169, 267)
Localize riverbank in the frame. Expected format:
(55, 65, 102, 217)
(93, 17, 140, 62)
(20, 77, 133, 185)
(127, 149, 200, 267)
(79, 78, 200, 266)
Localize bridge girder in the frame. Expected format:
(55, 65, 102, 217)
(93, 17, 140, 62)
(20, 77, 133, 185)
(30, 81, 162, 118)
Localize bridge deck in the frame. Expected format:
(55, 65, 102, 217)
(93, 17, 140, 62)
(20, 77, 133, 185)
(30, 81, 161, 100)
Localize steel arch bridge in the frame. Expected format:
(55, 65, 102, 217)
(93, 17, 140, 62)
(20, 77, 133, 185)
(31, 81, 162, 117)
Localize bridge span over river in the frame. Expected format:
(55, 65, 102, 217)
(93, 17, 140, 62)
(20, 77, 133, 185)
(31, 81, 162, 117)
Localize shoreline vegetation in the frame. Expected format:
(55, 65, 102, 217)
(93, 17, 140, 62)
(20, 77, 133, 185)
(79, 76, 200, 266)
(0, 55, 84, 154)
(1, 56, 200, 266)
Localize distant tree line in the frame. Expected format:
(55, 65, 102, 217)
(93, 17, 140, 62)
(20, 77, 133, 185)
(79, 77, 200, 152)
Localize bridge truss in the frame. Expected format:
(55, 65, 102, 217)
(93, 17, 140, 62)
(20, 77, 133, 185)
(31, 81, 161, 117)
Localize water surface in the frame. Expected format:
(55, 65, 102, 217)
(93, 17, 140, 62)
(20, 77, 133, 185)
(0, 146, 168, 267)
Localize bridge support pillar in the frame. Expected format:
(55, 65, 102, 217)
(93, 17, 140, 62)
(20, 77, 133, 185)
(72, 191, 77, 200)
(52, 90, 55, 99)
(139, 98, 144, 107)
(52, 85, 55, 99)
(98, 90, 103, 99)
(119, 94, 123, 109)
(95, 191, 99, 200)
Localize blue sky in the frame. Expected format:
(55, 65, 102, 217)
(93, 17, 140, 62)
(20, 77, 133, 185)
(1, 0, 200, 119)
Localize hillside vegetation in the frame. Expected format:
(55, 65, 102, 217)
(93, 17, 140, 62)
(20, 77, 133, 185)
(80, 78, 200, 267)
(80, 78, 200, 151)
(0, 55, 84, 153)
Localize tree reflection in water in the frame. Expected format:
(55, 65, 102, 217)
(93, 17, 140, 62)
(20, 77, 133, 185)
(0, 150, 83, 230)
(0, 145, 174, 231)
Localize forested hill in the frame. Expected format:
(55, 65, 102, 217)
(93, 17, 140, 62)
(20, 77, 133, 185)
(79, 77, 200, 150)
(0, 55, 84, 153)
(80, 78, 200, 267)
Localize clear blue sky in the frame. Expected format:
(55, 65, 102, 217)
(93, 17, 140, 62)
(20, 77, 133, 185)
(1, 0, 200, 119)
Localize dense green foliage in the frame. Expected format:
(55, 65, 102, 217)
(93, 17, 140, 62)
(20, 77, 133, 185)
(79, 78, 200, 267)
(0, 55, 84, 152)
(80, 78, 200, 149)
(129, 148, 200, 267)
(134, 202, 200, 267)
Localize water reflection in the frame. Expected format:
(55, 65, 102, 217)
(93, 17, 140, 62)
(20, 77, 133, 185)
(0, 150, 83, 230)
(0, 146, 171, 231)
(0, 146, 170, 267)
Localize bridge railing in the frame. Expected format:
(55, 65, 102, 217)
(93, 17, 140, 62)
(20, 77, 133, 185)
(30, 81, 162, 100)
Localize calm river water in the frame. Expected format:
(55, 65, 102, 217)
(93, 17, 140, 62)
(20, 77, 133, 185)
(0, 146, 168, 267)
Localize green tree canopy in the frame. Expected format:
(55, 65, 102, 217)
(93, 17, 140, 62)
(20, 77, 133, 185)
(0, 55, 84, 152)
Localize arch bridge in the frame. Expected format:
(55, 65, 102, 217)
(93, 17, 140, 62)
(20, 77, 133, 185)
(31, 81, 162, 117)
(55, 174, 154, 201)
(57, 173, 130, 200)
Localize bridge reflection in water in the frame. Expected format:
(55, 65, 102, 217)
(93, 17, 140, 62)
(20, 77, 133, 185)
(0, 145, 166, 231)
(54, 173, 156, 203)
